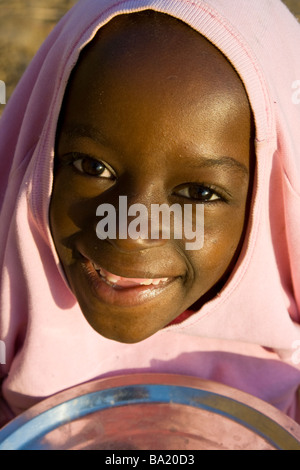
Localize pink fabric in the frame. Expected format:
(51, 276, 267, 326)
(1, 0, 300, 428)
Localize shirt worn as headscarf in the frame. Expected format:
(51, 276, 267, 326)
(1, 0, 300, 427)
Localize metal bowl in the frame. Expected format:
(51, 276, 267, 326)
(0, 374, 300, 450)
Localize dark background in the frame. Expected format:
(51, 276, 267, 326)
(0, 0, 299, 114)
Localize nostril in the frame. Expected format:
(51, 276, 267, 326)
(106, 234, 167, 253)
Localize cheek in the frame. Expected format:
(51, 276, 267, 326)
(190, 208, 247, 280)
(50, 175, 76, 239)
(50, 169, 98, 237)
(49, 170, 93, 265)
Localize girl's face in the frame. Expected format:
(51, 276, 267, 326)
(50, 13, 253, 343)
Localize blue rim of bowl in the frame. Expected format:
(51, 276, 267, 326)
(0, 384, 300, 450)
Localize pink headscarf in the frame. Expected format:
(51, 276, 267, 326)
(1, 0, 300, 427)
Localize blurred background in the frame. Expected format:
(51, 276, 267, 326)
(0, 0, 299, 114)
(0, 0, 78, 112)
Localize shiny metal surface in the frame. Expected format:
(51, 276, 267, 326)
(0, 374, 300, 450)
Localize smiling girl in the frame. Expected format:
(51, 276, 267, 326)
(1, 0, 300, 427)
(50, 11, 253, 343)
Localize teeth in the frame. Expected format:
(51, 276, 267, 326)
(92, 263, 168, 286)
(106, 273, 121, 284)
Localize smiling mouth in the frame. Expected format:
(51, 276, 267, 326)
(92, 263, 169, 289)
(79, 257, 176, 307)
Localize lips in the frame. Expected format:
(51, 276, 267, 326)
(92, 263, 169, 288)
(79, 257, 176, 307)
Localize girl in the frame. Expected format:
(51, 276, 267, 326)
(1, 0, 300, 428)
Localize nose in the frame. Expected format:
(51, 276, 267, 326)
(95, 192, 171, 253)
(109, 234, 166, 253)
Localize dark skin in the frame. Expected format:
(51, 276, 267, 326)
(50, 12, 254, 344)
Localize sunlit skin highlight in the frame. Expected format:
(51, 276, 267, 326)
(50, 12, 254, 343)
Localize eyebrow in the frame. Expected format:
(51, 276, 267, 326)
(61, 124, 249, 177)
(60, 124, 107, 145)
(190, 154, 249, 178)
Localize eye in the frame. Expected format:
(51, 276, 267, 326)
(71, 154, 115, 179)
(176, 184, 223, 203)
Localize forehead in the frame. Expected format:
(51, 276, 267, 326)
(58, 11, 252, 171)
(67, 11, 250, 108)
